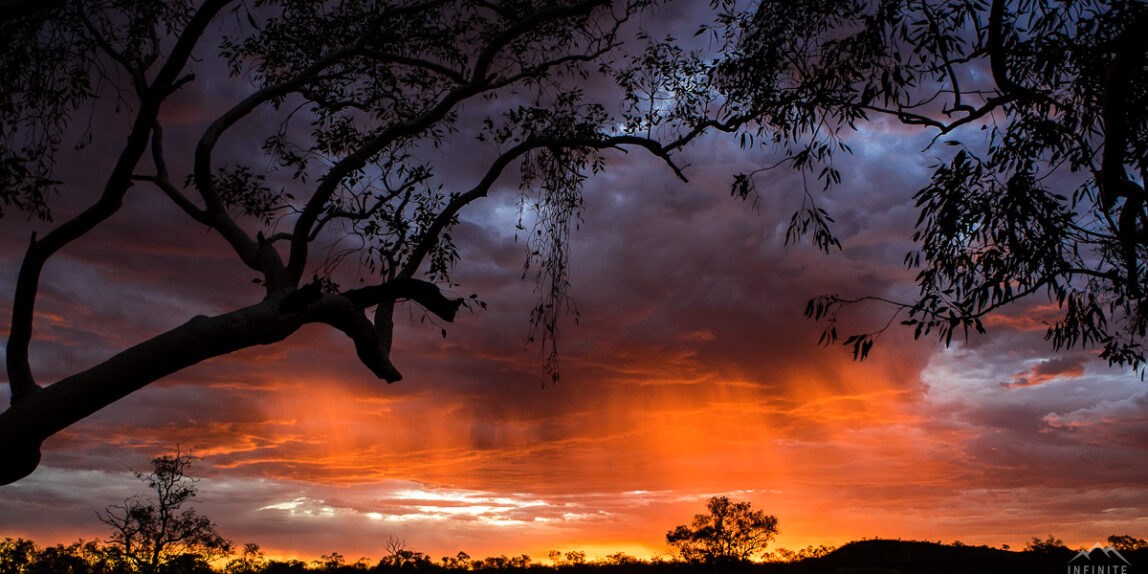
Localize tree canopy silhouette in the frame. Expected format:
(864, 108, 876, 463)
(717, 0, 1148, 366)
(665, 496, 779, 563)
(0, 0, 743, 484)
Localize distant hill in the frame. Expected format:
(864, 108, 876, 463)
(787, 539, 1145, 574)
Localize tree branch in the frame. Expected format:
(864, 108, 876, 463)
(303, 294, 403, 382)
(5, 0, 235, 403)
(137, 121, 210, 224)
(299, 279, 466, 384)
(862, 93, 1014, 136)
(0, 0, 63, 20)
(342, 277, 464, 322)
(471, 0, 609, 82)
(1099, 11, 1148, 209)
(285, 1, 624, 284)
(285, 78, 488, 284)
(192, 47, 363, 278)
(398, 133, 684, 280)
(356, 49, 466, 84)
(987, 0, 1045, 102)
(1, 299, 297, 485)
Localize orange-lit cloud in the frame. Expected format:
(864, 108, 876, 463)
(1001, 356, 1089, 389)
(982, 303, 1064, 333)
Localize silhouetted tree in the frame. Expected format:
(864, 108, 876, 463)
(159, 553, 215, 574)
(600, 552, 641, 566)
(764, 544, 835, 563)
(0, 538, 37, 573)
(223, 544, 266, 574)
(0, 537, 138, 574)
(98, 451, 231, 574)
(377, 537, 431, 571)
(665, 496, 778, 563)
(562, 551, 585, 566)
(314, 553, 345, 571)
(717, 0, 1148, 367)
(440, 551, 471, 570)
(1107, 534, 1148, 551)
(1024, 534, 1067, 554)
(470, 554, 534, 570)
(546, 551, 562, 566)
(260, 560, 309, 574)
(0, 0, 762, 486)
(24, 543, 95, 574)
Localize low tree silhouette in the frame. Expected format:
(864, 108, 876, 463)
(440, 551, 471, 570)
(224, 543, 267, 574)
(562, 551, 585, 566)
(665, 496, 778, 563)
(0, 538, 37, 572)
(1024, 534, 1067, 554)
(314, 553, 344, 571)
(601, 552, 641, 566)
(97, 451, 231, 574)
(764, 544, 835, 563)
(1108, 534, 1148, 551)
(377, 537, 432, 571)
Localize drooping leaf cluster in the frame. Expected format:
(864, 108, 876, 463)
(0, 0, 194, 220)
(209, 2, 691, 383)
(720, 0, 1148, 369)
(213, 0, 645, 286)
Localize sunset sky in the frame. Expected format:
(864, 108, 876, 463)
(1, 1, 1147, 566)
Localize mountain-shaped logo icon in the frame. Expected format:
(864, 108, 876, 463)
(1068, 544, 1131, 566)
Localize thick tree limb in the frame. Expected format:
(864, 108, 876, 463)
(191, 48, 365, 281)
(304, 295, 403, 382)
(1097, 11, 1148, 296)
(0, 300, 296, 485)
(988, 0, 1036, 100)
(470, 0, 609, 82)
(303, 279, 465, 382)
(342, 278, 464, 322)
(285, 79, 493, 284)
(1, 276, 463, 484)
(137, 122, 212, 225)
(1100, 12, 1148, 209)
(6, 0, 235, 402)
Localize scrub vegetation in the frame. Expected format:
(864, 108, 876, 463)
(2, 481, 1145, 574)
(2, 533, 1145, 574)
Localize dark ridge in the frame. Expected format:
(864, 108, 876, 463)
(797, 539, 1147, 574)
